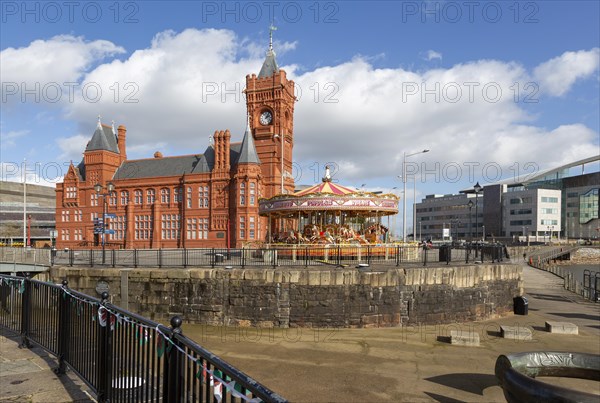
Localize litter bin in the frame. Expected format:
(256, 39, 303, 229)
(439, 245, 451, 263)
(215, 253, 224, 263)
(513, 296, 528, 315)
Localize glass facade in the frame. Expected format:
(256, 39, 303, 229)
(579, 188, 599, 224)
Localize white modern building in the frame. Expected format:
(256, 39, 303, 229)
(415, 156, 599, 241)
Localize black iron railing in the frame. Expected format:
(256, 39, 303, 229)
(0, 274, 286, 403)
(45, 244, 507, 268)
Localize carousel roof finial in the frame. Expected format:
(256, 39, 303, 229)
(322, 165, 332, 182)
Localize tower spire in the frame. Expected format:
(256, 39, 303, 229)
(97, 114, 102, 129)
(268, 23, 277, 53)
(258, 24, 280, 78)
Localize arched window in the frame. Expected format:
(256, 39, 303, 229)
(147, 188, 156, 204)
(161, 188, 170, 203)
(240, 183, 246, 206)
(187, 186, 192, 208)
(134, 189, 142, 204)
(120, 190, 129, 205)
(250, 182, 256, 205)
(109, 191, 117, 206)
(174, 187, 182, 203)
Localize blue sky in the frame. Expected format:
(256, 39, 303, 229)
(1, 0, 599, 232)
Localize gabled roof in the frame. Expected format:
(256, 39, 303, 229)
(235, 122, 260, 164)
(76, 159, 86, 181)
(86, 122, 119, 154)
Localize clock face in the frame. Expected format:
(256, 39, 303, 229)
(259, 111, 273, 125)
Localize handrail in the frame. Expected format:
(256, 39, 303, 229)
(0, 273, 286, 403)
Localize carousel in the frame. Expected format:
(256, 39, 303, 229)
(259, 167, 399, 244)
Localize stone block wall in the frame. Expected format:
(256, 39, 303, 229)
(50, 264, 522, 328)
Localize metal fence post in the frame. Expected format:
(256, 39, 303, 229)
(211, 248, 215, 268)
(337, 246, 341, 266)
(55, 280, 71, 375)
(19, 276, 31, 348)
(97, 291, 113, 403)
(305, 247, 309, 267)
(159, 248, 163, 268)
(163, 316, 184, 403)
(69, 249, 74, 266)
(183, 248, 188, 268)
(241, 248, 246, 268)
(134, 249, 138, 268)
(396, 245, 400, 267)
(90, 249, 94, 267)
(423, 246, 428, 267)
(111, 249, 116, 267)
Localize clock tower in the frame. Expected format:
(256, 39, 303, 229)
(244, 26, 296, 199)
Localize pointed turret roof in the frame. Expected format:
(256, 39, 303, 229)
(258, 24, 280, 78)
(236, 118, 261, 165)
(86, 116, 120, 153)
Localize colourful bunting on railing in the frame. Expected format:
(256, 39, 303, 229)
(136, 325, 149, 346)
(51, 281, 264, 403)
(18, 280, 25, 294)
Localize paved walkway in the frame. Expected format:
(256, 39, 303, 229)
(0, 262, 598, 402)
(521, 262, 600, 337)
(0, 332, 94, 402)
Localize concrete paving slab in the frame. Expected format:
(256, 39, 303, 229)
(449, 330, 480, 346)
(546, 321, 579, 334)
(0, 332, 95, 403)
(500, 325, 533, 340)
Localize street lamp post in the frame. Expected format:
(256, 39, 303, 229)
(474, 182, 482, 241)
(95, 182, 115, 264)
(273, 133, 285, 194)
(467, 199, 474, 242)
(402, 149, 429, 242)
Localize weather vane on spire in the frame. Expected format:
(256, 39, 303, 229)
(268, 22, 277, 52)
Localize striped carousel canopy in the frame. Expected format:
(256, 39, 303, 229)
(293, 165, 356, 196)
(294, 181, 356, 196)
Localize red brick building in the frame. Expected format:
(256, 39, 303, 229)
(55, 38, 296, 249)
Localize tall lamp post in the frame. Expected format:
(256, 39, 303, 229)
(467, 199, 474, 242)
(474, 182, 482, 241)
(95, 182, 115, 264)
(402, 149, 429, 242)
(273, 133, 285, 194)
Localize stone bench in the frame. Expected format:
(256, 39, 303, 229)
(450, 330, 480, 346)
(500, 325, 532, 340)
(545, 321, 578, 334)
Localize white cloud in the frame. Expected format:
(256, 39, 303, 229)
(0, 35, 125, 88)
(423, 50, 442, 61)
(3, 29, 598, 189)
(0, 161, 60, 187)
(534, 48, 600, 96)
(56, 134, 88, 162)
(0, 129, 29, 148)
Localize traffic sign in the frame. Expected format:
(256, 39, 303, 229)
(105, 213, 117, 219)
(104, 229, 115, 235)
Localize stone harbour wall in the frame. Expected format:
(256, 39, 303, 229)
(49, 264, 522, 328)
